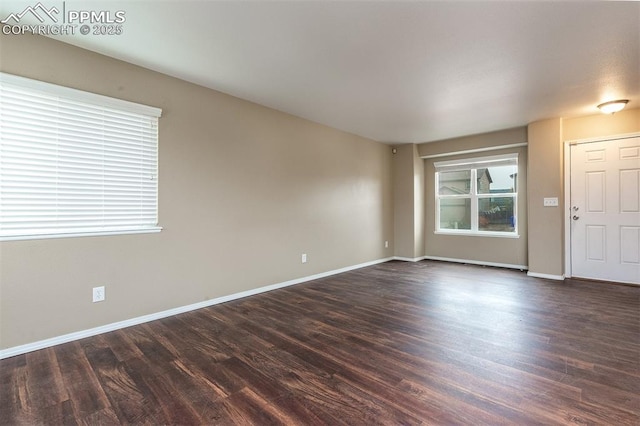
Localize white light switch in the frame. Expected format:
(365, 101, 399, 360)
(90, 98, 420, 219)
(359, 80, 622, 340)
(543, 197, 559, 207)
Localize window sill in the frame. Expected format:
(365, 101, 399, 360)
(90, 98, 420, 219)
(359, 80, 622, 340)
(434, 230, 520, 239)
(0, 227, 163, 242)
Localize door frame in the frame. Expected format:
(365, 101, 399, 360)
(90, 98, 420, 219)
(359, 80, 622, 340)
(563, 132, 640, 278)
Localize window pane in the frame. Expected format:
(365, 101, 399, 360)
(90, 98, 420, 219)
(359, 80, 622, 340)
(438, 170, 471, 195)
(439, 198, 471, 230)
(477, 165, 517, 194)
(478, 197, 515, 232)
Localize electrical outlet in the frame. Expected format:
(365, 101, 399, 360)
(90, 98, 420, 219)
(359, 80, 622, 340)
(385, 240, 389, 248)
(92, 286, 105, 303)
(301, 253, 307, 263)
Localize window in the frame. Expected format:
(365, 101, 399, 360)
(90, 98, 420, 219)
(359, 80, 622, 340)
(435, 154, 518, 236)
(0, 72, 162, 241)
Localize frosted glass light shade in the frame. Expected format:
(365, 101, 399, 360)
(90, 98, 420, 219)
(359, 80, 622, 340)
(597, 100, 629, 114)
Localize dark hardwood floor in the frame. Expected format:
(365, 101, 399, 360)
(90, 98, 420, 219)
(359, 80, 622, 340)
(1, 260, 639, 425)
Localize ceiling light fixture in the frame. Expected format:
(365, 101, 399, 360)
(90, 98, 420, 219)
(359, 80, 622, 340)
(597, 99, 629, 114)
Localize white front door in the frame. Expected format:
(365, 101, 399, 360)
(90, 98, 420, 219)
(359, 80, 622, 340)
(570, 136, 640, 284)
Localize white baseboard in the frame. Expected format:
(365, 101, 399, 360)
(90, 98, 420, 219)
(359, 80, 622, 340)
(527, 271, 565, 281)
(393, 256, 428, 262)
(423, 255, 528, 270)
(0, 257, 394, 360)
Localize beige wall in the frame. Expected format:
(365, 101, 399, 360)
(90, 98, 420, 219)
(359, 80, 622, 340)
(527, 109, 640, 277)
(418, 127, 527, 158)
(392, 144, 424, 259)
(527, 118, 564, 276)
(393, 145, 416, 258)
(0, 33, 394, 349)
(563, 109, 640, 141)
(419, 128, 528, 267)
(413, 146, 425, 257)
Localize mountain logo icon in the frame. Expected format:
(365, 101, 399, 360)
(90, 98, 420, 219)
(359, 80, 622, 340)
(1, 2, 59, 24)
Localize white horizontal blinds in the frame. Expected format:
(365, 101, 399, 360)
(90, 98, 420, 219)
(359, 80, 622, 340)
(434, 153, 518, 173)
(0, 73, 161, 240)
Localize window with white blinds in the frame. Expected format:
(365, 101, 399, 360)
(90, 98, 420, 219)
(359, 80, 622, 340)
(0, 72, 162, 241)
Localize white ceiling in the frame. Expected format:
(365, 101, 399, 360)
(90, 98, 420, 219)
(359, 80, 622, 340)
(1, 1, 639, 143)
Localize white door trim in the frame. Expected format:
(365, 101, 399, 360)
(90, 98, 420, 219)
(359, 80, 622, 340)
(564, 141, 572, 277)
(563, 132, 640, 279)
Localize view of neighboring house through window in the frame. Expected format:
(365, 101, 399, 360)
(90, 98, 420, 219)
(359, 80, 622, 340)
(435, 154, 518, 236)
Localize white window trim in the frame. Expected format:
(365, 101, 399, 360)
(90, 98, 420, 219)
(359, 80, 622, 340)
(434, 153, 519, 237)
(0, 72, 162, 241)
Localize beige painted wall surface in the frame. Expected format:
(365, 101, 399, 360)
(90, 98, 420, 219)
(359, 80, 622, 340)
(393, 145, 416, 258)
(527, 118, 564, 276)
(563, 109, 640, 142)
(392, 144, 425, 259)
(424, 147, 528, 267)
(413, 146, 425, 258)
(417, 127, 527, 158)
(0, 33, 393, 349)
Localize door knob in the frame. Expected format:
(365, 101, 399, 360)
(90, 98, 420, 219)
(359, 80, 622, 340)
(573, 215, 580, 220)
